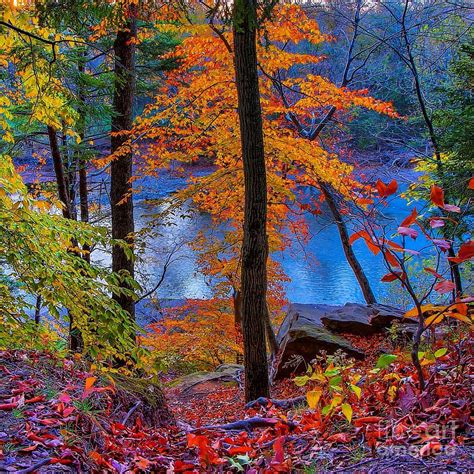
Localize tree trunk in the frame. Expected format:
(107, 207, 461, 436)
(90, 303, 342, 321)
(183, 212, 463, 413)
(111, 10, 137, 322)
(265, 302, 279, 355)
(233, 0, 270, 402)
(48, 126, 72, 220)
(319, 181, 377, 305)
(47, 125, 83, 351)
(78, 52, 91, 264)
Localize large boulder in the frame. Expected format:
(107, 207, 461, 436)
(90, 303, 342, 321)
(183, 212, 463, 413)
(320, 303, 406, 335)
(275, 304, 364, 379)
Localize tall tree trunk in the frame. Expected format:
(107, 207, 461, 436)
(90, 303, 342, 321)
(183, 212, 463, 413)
(47, 125, 83, 351)
(319, 181, 377, 305)
(233, 0, 270, 402)
(48, 126, 72, 220)
(111, 10, 137, 322)
(77, 53, 90, 264)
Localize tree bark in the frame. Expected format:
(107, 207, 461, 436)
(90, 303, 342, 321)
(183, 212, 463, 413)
(319, 181, 377, 305)
(78, 53, 91, 264)
(233, 0, 270, 402)
(47, 125, 83, 351)
(111, 10, 137, 322)
(48, 126, 72, 220)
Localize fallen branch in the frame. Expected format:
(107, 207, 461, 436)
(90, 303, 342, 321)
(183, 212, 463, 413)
(122, 401, 142, 425)
(193, 416, 297, 433)
(245, 396, 307, 410)
(16, 458, 53, 474)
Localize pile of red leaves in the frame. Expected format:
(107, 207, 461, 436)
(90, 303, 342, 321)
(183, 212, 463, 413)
(0, 330, 472, 473)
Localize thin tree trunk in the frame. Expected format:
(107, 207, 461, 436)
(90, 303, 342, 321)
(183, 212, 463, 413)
(233, 0, 270, 402)
(34, 295, 42, 325)
(400, 0, 462, 297)
(111, 9, 137, 322)
(320, 181, 377, 304)
(47, 125, 83, 351)
(48, 126, 72, 220)
(77, 54, 90, 264)
(265, 302, 279, 355)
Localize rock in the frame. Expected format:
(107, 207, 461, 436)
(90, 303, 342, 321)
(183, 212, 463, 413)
(320, 303, 406, 334)
(368, 304, 407, 329)
(171, 364, 243, 398)
(321, 303, 376, 335)
(276, 303, 339, 343)
(275, 304, 364, 379)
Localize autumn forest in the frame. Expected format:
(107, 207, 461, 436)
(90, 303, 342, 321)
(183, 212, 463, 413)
(0, 0, 473, 472)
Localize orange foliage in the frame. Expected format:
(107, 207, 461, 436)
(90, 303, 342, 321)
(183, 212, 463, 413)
(143, 299, 241, 369)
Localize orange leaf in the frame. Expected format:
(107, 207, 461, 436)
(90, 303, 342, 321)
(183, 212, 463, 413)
(469, 177, 474, 190)
(85, 377, 97, 390)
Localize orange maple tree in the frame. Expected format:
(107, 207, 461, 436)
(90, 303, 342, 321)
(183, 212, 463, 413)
(132, 3, 398, 359)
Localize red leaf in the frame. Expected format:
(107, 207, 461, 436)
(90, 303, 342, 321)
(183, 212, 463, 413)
(434, 280, 456, 294)
(424, 267, 443, 279)
(272, 436, 285, 463)
(376, 179, 398, 198)
(353, 416, 383, 427)
(381, 272, 403, 282)
(400, 208, 417, 227)
(0, 402, 18, 410)
(469, 177, 474, 190)
(430, 185, 445, 207)
(25, 396, 45, 404)
(326, 433, 351, 443)
(383, 249, 400, 268)
(228, 446, 252, 455)
(448, 241, 474, 263)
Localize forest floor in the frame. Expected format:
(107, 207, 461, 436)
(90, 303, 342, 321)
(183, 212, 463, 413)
(0, 330, 472, 473)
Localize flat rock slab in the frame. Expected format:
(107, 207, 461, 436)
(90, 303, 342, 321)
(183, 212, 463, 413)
(170, 364, 243, 399)
(321, 303, 406, 335)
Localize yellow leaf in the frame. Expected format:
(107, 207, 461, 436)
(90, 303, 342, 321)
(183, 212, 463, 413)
(404, 304, 438, 318)
(341, 403, 353, 423)
(448, 313, 472, 324)
(306, 389, 322, 409)
(350, 384, 361, 399)
(424, 313, 444, 327)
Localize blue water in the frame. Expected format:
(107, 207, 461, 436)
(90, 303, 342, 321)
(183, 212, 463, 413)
(128, 167, 428, 306)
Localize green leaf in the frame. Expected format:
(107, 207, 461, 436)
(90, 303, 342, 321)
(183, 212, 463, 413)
(376, 354, 397, 369)
(434, 348, 447, 358)
(294, 375, 309, 387)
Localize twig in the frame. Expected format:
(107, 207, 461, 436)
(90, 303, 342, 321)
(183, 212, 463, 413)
(122, 401, 142, 425)
(16, 458, 53, 474)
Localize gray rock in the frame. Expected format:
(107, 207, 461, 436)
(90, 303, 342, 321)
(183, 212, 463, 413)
(275, 304, 364, 379)
(320, 303, 406, 335)
(171, 364, 243, 396)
